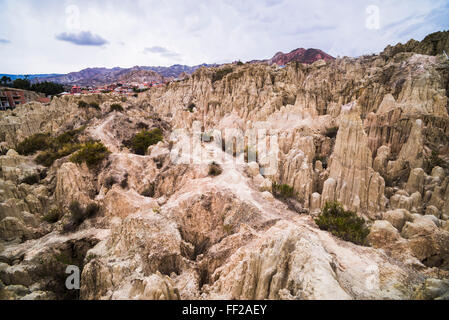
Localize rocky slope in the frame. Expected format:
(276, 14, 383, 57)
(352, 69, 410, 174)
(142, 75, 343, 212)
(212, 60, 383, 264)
(1, 31, 449, 300)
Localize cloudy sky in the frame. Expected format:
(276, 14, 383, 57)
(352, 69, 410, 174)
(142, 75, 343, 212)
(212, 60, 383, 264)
(0, 0, 448, 74)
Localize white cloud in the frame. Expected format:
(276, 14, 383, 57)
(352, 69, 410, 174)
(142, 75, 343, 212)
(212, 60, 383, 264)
(0, 0, 448, 74)
(55, 31, 108, 46)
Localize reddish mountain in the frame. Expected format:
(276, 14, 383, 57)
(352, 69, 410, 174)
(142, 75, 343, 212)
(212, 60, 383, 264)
(267, 48, 335, 65)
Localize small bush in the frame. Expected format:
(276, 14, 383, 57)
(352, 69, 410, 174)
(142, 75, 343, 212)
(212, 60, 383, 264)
(42, 209, 61, 224)
(85, 203, 100, 218)
(36, 143, 82, 167)
(89, 102, 100, 110)
(236, 61, 244, 66)
(16, 133, 51, 155)
(110, 103, 124, 112)
(68, 201, 99, 227)
(69, 201, 85, 225)
(429, 150, 445, 170)
(208, 162, 223, 176)
(120, 173, 129, 189)
(137, 122, 149, 130)
(78, 100, 100, 111)
(128, 128, 163, 155)
(70, 141, 110, 167)
(325, 127, 339, 139)
(39, 169, 48, 180)
(141, 184, 155, 198)
(315, 202, 370, 246)
(105, 176, 117, 188)
(121, 97, 127, 103)
(77, 101, 88, 109)
(212, 67, 234, 83)
(272, 183, 295, 199)
(35, 150, 56, 167)
(54, 252, 73, 265)
(53, 127, 85, 146)
(20, 173, 40, 185)
(223, 224, 233, 235)
(62, 221, 77, 233)
(21, 127, 85, 167)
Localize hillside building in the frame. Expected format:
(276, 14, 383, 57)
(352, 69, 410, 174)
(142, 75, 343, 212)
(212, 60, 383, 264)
(0, 87, 26, 110)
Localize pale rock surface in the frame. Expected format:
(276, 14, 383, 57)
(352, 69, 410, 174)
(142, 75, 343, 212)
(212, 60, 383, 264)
(55, 162, 94, 208)
(382, 209, 412, 231)
(406, 168, 426, 195)
(1, 42, 449, 300)
(367, 220, 401, 248)
(321, 102, 385, 215)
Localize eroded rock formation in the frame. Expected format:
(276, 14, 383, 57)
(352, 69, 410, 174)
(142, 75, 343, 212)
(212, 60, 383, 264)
(1, 31, 449, 300)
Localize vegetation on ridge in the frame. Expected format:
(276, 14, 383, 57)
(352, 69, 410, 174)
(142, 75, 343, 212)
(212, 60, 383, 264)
(16, 127, 87, 167)
(315, 201, 370, 246)
(70, 141, 110, 167)
(126, 128, 163, 155)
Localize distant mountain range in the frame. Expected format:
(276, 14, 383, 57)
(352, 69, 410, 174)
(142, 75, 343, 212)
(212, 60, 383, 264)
(21, 64, 218, 87)
(0, 74, 63, 81)
(1, 47, 334, 87)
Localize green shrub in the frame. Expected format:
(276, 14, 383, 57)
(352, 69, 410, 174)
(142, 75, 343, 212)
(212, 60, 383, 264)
(70, 141, 110, 167)
(141, 185, 155, 198)
(20, 173, 40, 185)
(68, 201, 99, 227)
(19, 127, 85, 167)
(89, 102, 100, 110)
(212, 67, 234, 83)
(208, 162, 223, 176)
(315, 202, 370, 246)
(85, 203, 100, 218)
(54, 252, 73, 265)
(128, 128, 163, 155)
(77, 101, 88, 109)
(69, 201, 85, 225)
(110, 103, 124, 112)
(120, 173, 129, 189)
(16, 133, 51, 155)
(105, 176, 117, 188)
(78, 100, 100, 110)
(223, 224, 233, 235)
(35, 150, 57, 167)
(325, 126, 339, 139)
(35, 143, 82, 167)
(136, 122, 149, 130)
(42, 209, 61, 224)
(53, 127, 85, 146)
(272, 183, 295, 199)
(429, 150, 445, 169)
(236, 61, 244, 66)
